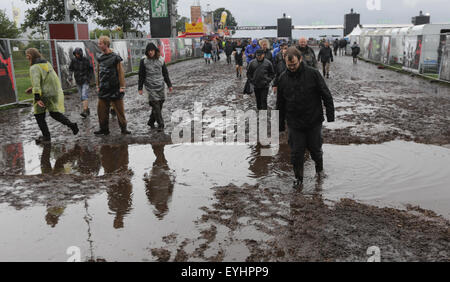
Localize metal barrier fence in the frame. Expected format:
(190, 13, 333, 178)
(347, 33, 450, 81)
(0, 38, 203, 107)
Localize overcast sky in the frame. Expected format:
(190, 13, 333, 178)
(2, 0, 450, 30)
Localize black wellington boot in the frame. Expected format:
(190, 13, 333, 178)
(293, 165, 304, 190)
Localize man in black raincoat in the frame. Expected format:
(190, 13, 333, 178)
(95, 36, 130, 136)
(276, 47, 335, 189)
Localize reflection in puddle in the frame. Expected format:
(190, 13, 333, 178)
(0, 140, 449, 261)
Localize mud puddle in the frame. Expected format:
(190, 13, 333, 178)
(0, 140, 449, 261)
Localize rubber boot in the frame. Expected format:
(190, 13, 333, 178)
(121, 126, 131, 135)
(293, 164, 304, 189)
(34, 114, 51, 143)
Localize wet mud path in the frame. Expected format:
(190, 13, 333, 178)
(0, 54, 449, 261)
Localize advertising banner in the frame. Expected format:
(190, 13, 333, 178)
(403, 35, 422, 71)
(0, 40, 17, 105)
(151, 0, 168, 18)
(439, 35, 450, 81)
(381, 36, 391, 64)
(185, 23, 204, 34)
(56, 41, 86, 89)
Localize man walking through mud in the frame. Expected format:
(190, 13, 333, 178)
(297, 37, 318, 69)
(26, 48, 79, 144)
(138, 43, 173, 132)
(277, 47, 335, 189)
(233, 40, 245, 78)
(245, 39, 261, 67)
(272, 42, 288, 92)
(95, 35, 131, 136)
(247, 49, 275, 110)
(69, 48, 94, 118)
(318, 41, 333, 78)
(201, 38, 213, 64)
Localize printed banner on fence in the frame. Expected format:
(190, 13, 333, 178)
(0, 40, 17, 105)
(403, 35, 422, 72)
(111, 41, 132, 73)
(56, 41, 86, 90)
(57, 40, 132, 90)
(439, 35, 450, 81)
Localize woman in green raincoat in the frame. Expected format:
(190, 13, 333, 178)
(25, 48, 79, 144)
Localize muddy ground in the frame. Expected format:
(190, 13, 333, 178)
(0, 53, 449, 262)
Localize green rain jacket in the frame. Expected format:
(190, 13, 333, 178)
(30, 59, 65, 114)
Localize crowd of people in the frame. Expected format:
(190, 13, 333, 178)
(199, 36, 363, 188)
(25, 34, 362, 189)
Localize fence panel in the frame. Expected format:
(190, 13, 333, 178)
(0, 40, 17, 106)
(358, 33, 450, 80)
(0, 37, 201, 107)
(9, 39, 52, 103)
(439, 34, 450, 81)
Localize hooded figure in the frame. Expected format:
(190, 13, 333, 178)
(138, 43, 173, 131)
(69, 47, 94, 117)
(245, 39, 261, 64)
(351, 42, 361, 63)
(26, 48, 79, 144)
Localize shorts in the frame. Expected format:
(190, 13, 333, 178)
(77, 83, 89, 101)
(235, 57, 243, 66)
(204, 53, 212, 59)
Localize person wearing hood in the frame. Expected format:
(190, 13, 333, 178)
(245, 39, 261, 66)
(138, 43, 173, 131)
(25, 48, 79, 144)
(247, 49, 275, 110)
(69, 47, 94, 118)
(201, 39, 213, 64)
(259, 39, 272, 62)
(339, 38, 348, 56)
(276, 47, 334, 189)
(318, 41, 334, 78)
(272, 40, 286, 63)
(224, 39, 234, 65)
(95, 36, 130, 136)
(297, 37, 318, 69)
(333, 39, 339, 56)
(351, 42, 361, 64)
(272, 42, 289, 91)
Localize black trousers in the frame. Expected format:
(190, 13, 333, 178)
(226, 55, 232, 64)
(254, 87, 269, 110)
(34, 112, 74, 139)
(288, 124, 324, 180)
(149, 100, 165, 127)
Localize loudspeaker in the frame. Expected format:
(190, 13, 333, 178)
(278, 18, 292, 38)
(344, 13, 360, 36)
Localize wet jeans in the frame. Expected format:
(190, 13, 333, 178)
(149, 100, 165, 128)
(288, 124, 324, 180)
(254, 87, 269, 110)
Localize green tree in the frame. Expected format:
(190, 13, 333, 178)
(88, 0, 149, 33)
(0, 9, 21, 38)
(176, 16, 190, 33)
(22, 0, 90, 36)
(213, 8, 238, 30)
(23, 0, 149, 35)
